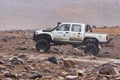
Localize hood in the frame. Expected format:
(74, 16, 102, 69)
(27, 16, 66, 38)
(43, 29, 52, 32)
(34, 29, 43, 34)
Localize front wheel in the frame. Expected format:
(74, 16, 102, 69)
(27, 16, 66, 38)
(84, 43, 99, 56)
(36, 39, 50, 52)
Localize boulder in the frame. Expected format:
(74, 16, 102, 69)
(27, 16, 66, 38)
(64, 60, 75, 68)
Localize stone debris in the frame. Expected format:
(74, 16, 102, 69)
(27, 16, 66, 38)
(99, 62, 120, 75)
(15, 46, 28, 50)
(0, 54, 118, 80)
(24, 65, 36, 71)
(43, 69, 51, 75)
(29, 72, 42, 79)
(98, 62, 120, 79)
(62, 48, 84, 56)
(51, 47, 63, 54)
(18, 54, 28, 60)
(47, 56, 58, 64)
(4, 71, 16, 78)
(52, 47, 85, 56)
(63, 60, 75, 68)
(0, 36, 9, 42)
(9, 57, 23, 65)
(58, 77, 64, 80)
(66, 75, 78, 80)
(77, 69, 85, 77)
(0, 64, 7, 70)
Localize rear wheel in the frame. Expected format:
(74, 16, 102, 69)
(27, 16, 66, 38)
(36, 39, 50, 52)
(84, 43, 99, 56)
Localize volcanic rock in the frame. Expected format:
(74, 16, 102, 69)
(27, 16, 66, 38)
(47, 56, 58, 64)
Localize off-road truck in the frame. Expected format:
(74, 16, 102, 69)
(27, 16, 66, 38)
(33, 22, 110, 56)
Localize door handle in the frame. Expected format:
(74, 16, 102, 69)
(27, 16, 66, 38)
(78, 33, 81, 34)
(66, 32, 68, 34)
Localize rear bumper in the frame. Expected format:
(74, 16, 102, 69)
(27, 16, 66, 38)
(108, 38, 113, 43)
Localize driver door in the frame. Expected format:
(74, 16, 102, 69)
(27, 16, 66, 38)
(52, 24, 70, 41)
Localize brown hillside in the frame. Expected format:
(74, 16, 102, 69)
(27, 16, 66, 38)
(93, 27, 120, 34)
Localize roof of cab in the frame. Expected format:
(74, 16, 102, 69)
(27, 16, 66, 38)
(61, 22, 86, 26)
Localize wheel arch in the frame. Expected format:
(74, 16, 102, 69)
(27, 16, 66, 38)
(36, 33, 52, 42)
(82, 37, 99, 46)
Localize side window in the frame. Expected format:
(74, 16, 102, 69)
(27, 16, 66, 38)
(72, 24, 81, 32)
(58, 24, 70, 31)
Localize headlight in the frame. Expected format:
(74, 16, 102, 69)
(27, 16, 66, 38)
(35, 31, 39, 35)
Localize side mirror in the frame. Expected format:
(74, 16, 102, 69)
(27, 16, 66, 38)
(57, 22, 61, 25)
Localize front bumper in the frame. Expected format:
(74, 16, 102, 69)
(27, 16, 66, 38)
(33, 31, 37, 41)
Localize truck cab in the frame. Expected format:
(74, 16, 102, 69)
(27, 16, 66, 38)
(52, 23, 92, 43)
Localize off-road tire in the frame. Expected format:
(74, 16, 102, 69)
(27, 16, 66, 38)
(84, 43, 99, 56)
(36, 39, 50, 52)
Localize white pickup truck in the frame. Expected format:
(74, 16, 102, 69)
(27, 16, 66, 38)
(33, 22, 110, 56)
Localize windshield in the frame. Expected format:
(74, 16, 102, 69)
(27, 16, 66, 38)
(85, 24, 92, 32)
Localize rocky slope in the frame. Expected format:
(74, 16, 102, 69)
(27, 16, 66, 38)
(0, 28, 119, 79)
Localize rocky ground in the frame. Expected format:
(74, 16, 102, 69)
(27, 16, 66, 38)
(0, 28, 119, 80)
